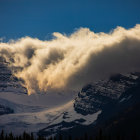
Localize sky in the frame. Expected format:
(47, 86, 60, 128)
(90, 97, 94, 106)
(0, 0, 140, 41)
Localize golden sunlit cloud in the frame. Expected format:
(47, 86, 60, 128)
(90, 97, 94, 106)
(1, 25, 140, 95)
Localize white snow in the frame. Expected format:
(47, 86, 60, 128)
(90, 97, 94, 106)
(0, 93, 101, 135)
(0, 90, 76, 108)
(0, 89, 79, 134)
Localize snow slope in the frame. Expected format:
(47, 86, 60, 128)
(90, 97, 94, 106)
(0, 99, 101, 135)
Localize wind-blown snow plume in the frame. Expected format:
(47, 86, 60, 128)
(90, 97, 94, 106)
(1, 25, 140, 95)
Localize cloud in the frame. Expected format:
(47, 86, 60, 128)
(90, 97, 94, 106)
(0, 25, 140, 95)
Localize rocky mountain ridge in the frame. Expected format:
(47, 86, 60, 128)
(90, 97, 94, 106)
(74, 72, 139, 115)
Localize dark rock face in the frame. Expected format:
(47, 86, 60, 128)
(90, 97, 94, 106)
(74, 73, 139, 115)
(0, 57, 12, 90)
(0, 104, 14, 115)
(0, 57, 27, 93)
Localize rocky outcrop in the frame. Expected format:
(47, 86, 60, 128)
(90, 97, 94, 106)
(74, 73, 139, 115)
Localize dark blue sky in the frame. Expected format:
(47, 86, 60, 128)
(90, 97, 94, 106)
(0, 0, 140, 41)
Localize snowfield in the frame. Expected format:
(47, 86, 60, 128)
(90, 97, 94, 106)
(0, 91, 101, 135)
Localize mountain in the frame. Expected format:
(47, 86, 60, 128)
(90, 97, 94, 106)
(38, 73, 140, 138)
(0, 57, 140, 139)
(0, 58, 77, 134)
